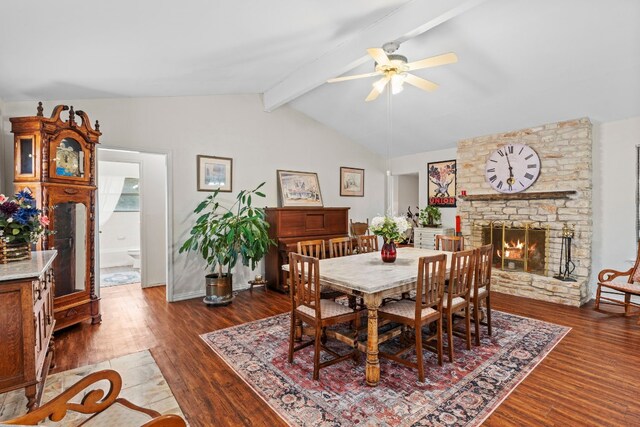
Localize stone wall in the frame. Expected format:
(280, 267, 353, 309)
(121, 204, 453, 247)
(457, 118, 592, 306)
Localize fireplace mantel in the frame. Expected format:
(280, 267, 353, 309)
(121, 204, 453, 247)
(459, 190, 577, 202)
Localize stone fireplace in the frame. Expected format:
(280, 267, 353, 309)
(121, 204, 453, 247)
(457, 118, 592, 306)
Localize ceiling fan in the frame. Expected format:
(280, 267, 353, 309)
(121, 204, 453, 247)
(327, 42, 458, 102)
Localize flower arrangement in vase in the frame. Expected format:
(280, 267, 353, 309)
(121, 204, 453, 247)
(369, 215, 412, 263)
(0, 191, 50, 262)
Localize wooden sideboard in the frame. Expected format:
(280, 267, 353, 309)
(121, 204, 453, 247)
(0, 250, 57, 411)
(265, 207, 350, 292)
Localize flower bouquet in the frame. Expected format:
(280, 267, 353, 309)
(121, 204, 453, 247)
(369, 216, 412, 263)
(0, 191, 50, 262)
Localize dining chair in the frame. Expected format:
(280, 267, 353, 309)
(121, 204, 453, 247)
(357, 235, 379, 253)
(287, 252, 360, 380)
(350, 219, 369, 238)
(443, 249, 475, 362)
(471, 244, 493, 345)
(328, 237, 353, 258)
(435, 235, 464, 252)
(378, 254, 446, 381)
(297, 239, 326, 259)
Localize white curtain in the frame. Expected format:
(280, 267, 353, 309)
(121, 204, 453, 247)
(98, 175, 125, 228)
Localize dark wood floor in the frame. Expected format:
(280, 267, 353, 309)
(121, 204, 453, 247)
(52, 284, 640, 427)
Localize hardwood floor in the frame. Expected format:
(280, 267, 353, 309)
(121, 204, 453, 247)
(52, 284, 639, 426)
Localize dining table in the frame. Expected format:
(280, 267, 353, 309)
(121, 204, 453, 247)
(283, 246, 453, 386)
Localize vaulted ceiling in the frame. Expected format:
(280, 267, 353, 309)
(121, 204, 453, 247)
(1, 0, 639, 156)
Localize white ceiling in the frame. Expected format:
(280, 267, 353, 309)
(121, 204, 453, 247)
(1, 0, 639, 156)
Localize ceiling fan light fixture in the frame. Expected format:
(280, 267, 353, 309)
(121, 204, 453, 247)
(391, 73, 406, 94)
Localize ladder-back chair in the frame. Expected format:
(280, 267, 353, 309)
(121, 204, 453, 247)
(288, 252, 360, 380)
(435, 234, 464, 252)
(443, 249, 475, 362)
(328, 237, 353, 258)
(357, 235, 379, 253)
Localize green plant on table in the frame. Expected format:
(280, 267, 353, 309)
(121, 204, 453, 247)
(419, 205, 442, 227)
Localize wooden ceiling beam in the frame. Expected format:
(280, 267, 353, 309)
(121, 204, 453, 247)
(262, 0, 488, 112)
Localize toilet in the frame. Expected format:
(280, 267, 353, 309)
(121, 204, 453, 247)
(127, 248, 141, 269)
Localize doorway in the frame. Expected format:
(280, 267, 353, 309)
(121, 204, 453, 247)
(96, 148, 169, 293)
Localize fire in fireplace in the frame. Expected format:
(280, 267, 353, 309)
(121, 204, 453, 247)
(480, 222, 549, 275)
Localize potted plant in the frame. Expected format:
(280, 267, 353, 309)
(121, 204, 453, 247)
(419, 205, 441, 228)
(369, 215, 412, 263)
(179, 183, 274, 305)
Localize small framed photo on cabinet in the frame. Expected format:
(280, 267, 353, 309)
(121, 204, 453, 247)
(197, 155, 232, 192)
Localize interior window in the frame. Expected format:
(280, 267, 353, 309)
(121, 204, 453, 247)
(115, 177, 140, 212)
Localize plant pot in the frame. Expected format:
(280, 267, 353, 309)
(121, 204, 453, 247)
(381, 242, 397, 263)
(203, 273, 234, 306)
(0, 241, 31, 264)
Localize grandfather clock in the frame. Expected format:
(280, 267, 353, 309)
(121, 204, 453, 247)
(11, 103, 101, 331)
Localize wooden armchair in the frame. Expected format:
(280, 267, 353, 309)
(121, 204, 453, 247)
(595, 243, 640, 323)
(4, 369, 186, 426)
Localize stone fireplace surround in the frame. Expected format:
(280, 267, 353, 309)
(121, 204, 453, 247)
(457, 118, 592, 306)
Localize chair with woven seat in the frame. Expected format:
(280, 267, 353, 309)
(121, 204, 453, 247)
(435, 234, 464, 252)
(378, 254, 446, 381)
(471, 244, 493, 345)
(328, 236, 353, 258)
(443, 249, 475, 362)
(5, 369, 186, 426)
(357, 235, 379, 253)
(287, 252, 360, 380)
(595, 242, 640, 323)
(297, 239, 343, 300)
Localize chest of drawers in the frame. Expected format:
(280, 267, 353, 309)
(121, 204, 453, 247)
(413, 227, 455, 250)
(0, 250, 57, 411)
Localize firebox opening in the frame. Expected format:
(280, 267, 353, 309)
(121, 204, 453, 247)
(481, 223, 548, 275)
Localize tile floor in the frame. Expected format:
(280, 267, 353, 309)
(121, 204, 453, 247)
(0, 350, 186, 426)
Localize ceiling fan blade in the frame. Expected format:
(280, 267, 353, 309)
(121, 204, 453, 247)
(404, 74, 439, 92)
(327, 71, 382, 83)
(405, 52, 458, 71)
(367, 48, 391, 66)
(365, 76, 390, 102)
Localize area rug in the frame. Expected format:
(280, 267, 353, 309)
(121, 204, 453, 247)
(100, 270, 141, 287)
(0, 350, 186, 426)
(200, 311, 569, 426)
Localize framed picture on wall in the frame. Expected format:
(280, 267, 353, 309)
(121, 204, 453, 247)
(340, 167, 364, 197)
(277, 170, 323, 207)
(427, 159, 456, 207)
(197, 155, 232, 192)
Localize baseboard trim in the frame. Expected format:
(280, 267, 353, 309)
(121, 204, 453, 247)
(171, 290, 205, 302)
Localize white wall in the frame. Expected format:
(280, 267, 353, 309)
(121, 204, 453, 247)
(395, 174, 419, 218)
(98, 161, 141, 269)
(390, 148, 458, 229)
(593, 115, 640, 296)
(2, 95, 386, 301)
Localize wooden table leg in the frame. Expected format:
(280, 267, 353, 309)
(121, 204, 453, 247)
(364, 295, 381, 386)
(25, 384, 37, 411)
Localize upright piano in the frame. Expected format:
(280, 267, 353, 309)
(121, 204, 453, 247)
(264, 207, 350, 292)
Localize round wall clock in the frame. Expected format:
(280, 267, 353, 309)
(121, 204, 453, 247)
(485, 143, 540, 193)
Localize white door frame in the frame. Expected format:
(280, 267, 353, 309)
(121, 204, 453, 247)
(96, 146, 173, 302)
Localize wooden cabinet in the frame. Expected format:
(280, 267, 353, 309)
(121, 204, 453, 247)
(0, 251, 57, 411)
(413, 227, 455, 250)
(265, 207, 350, 292)
(11, 103, 101, 330)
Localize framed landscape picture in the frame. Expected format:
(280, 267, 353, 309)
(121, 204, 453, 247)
(277, 170, 323, 207)
(197, 155, 232, 192)
(427, 159, 456, 207)
(340, 167, 364, 197)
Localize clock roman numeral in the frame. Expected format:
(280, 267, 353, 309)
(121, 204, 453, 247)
(496, 181, 503, 189)
(519, 181, 524, 187)
(489, 159, 497, 163)
(524, 172, 534, 180)
(519, 147, 524, 155)
(497, 150, 504, 157)
(527, 164, 537, 168)
(507, 145, 514, 154)
(489, 175, 497, 183)
(487, 168, 495, 173)
(525, 154, 533, 160)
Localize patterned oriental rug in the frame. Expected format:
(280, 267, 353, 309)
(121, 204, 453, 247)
(201, 311, 570, 427)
